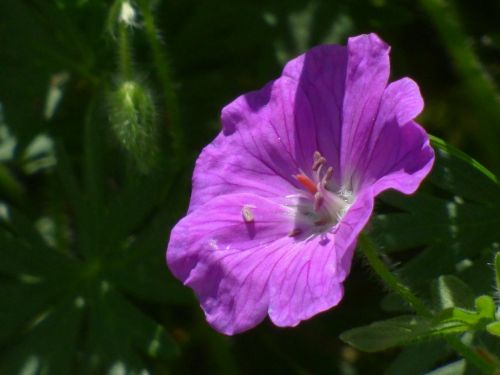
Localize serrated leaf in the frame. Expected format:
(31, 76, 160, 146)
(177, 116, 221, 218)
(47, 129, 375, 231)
(79, 285, 178, 374)
(340, 315, 468, 352)
(0, 230, 76, 278)
(0, 125, 180, 372)
(0, 296, 84, 375)
(486, 322, 500, 337)
(102, 171, 174, 248)
(0, 283, 72, 344)
(431, 275, 475, 310)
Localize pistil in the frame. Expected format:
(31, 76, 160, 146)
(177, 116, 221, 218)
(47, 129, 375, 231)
(287, 151, 353, 236)
(294, 173, 318, 195)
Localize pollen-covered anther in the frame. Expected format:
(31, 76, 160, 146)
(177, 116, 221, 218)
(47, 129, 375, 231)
(312, 151, 326, 171)
(241, 206, 254, 223)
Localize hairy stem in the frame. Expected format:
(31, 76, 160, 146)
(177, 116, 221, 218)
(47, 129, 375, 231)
(358, 233, 496, 374)
(420, 0, 500, 173)
(118, 22, 133, 80)
(138, 0, 184, 158)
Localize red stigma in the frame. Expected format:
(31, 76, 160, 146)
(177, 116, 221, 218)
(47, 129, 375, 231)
(294, 174, 318, 195)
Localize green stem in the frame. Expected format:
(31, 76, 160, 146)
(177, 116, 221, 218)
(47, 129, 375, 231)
(138, 0, 184, 158)
(118, 22, 133, 80)
(420, 0, 500, 173)
(359, 234, 430, 317)
(358, 233, 496, 374)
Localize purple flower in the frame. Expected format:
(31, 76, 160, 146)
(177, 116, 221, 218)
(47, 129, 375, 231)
(167, 33, 434, 335)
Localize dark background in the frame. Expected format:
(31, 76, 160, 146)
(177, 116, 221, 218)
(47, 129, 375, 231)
(0, 0, 499, 374)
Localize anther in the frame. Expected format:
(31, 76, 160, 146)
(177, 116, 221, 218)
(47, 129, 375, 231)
(288, 228, 302, 237)
(241, 206, 254, 223)
(312, 151, 326, 171)
(313, 151, 322, 162)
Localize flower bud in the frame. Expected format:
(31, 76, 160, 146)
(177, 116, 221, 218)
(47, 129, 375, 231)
(119, 1, 137, 26)
(108, 80, 158, 172)
(107, 0, 138, 37)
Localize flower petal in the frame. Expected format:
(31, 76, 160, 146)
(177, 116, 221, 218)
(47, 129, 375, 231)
(167, 192, 374, 334)
(284, 44, 347, 179)
(340, 33, 390, 184)
(366, 120, 434, 195)
(167, 33, 435, 335)
(355, 78, 434, 194)
(268, 193, 374, 327)
(168, 193, 290, 283)
(167, 193, 293, 334)
(189, 45, 348, 211)
(379, 78, 424, 125)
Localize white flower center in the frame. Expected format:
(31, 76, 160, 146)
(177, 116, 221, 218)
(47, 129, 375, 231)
(286, 151, 354, 238)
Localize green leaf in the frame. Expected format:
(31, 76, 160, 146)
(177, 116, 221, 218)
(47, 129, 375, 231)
(0, 0, 96, 144)
(0, 120, 181, 372)
(78, 284, 178, 374)
(430, 135, 497, 185)
(102, 171, 174, 248)
(431, 275, 475, 310)
(340, 315, 469, 352)
(474, 295, 496, 320)
(370, 137, 500, 296)
(431, 295, 496, 337)
(384, 341, 450, 375)
(0, 296, 84, 375)
(486, 322, 500, 337)
(424, 360, 466, 375)
(435, 308, 478, 327)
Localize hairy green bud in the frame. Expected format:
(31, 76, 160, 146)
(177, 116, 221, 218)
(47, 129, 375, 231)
(109, 80, 158, 172)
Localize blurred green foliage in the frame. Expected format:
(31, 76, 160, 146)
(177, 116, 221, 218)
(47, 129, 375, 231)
(1, 0, 500, 374)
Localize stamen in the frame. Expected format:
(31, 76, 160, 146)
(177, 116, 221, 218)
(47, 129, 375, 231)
(294, 174, 318, 195)
(241, 206, 254, 223)
(288, 228, 302, 237)
(314, 218, 328, 226)
(313, 192, 323, 211)
(287, 151, 352, 236)
(324, 166, 333, 181)
(312, 151, 326, 171)
(321, 166, 334, 188)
